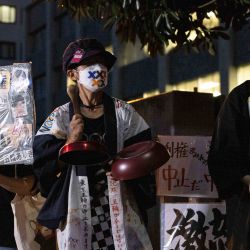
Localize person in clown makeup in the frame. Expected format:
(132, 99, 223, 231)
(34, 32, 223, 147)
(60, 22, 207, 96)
(33, 38, 156, 250)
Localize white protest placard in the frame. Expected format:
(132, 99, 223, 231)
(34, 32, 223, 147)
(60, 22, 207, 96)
(0, 63, 35, 165)
(157, 135, 218, 198)
(161, 203, 226, 250)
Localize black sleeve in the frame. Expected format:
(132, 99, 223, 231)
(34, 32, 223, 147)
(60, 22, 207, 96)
(208, 88, 250, 198)
(32, 134, 66, 197)
(124, 128, 152, 147)
(124, 128, 156, 219)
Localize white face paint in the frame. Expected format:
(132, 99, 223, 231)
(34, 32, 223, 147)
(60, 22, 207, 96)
(78, 64, 108, 92)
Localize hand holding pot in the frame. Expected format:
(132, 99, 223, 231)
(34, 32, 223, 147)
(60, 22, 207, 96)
(66, 114, 84, 144)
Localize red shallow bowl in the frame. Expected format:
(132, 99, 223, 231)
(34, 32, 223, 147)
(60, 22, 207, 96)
(111, 140, 170, 180)
(59, 141, 110, 165)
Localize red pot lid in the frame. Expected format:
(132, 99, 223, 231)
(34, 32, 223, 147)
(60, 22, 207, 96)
(59, 141, 110, 165)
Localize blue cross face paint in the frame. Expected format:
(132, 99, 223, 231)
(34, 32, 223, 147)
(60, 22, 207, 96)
(78, 64, 108, 92)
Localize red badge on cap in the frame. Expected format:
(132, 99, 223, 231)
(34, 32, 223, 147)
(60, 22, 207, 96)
(71, 49, 84, 63)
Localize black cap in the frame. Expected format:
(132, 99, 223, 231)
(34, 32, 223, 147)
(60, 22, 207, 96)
(62, 38, 117, 72)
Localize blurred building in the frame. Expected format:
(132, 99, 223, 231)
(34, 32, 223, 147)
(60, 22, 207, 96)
(1, 1, 250, 249)
(0, 0, 30, 65)
(1, 0, 250, 127)
(24, 0, 115, 126)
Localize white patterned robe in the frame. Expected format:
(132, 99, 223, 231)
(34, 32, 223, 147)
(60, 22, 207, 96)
(33, 94, 155, 250)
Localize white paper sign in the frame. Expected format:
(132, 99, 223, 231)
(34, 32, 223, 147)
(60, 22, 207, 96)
(157, 135, 218, 198)
(161, 203, 227, 250)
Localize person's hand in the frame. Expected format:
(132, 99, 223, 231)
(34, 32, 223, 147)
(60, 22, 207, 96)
(0, 174, 37, 195)
(66, 114, 84, 144)
(242, 175, 250, 193)
(242, 175, 250, 185)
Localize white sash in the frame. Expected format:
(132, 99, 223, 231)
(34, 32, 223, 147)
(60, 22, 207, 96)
(57, 167, 92, 250)
(108, 176, 153, 250)
(108, 176, 128, 250)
